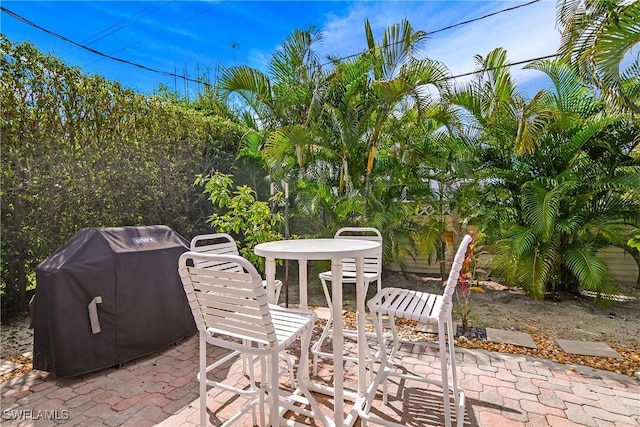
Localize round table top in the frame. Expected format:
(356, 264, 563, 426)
(254, 238, 380, 260)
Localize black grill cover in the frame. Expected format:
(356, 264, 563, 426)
(33, 225, 196, 377)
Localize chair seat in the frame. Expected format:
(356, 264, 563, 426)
(205, 304, 313, 349)
(368, 287, 447, 323)
(270, 305, 316, 347)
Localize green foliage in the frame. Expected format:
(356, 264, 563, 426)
(1, 36, 245, 313)
(557, 0, 640, 112)
(3, 8, 640, 319)
(195, 172, 284, 270)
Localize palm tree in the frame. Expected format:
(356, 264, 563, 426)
(218, 26, 324, 180)
(556, 0, 640, 113)
(489, 59, 640, 299)
(450, 48, 538, 231)
(314, 54, 376, 194)
(383, 101, 474, 279)
(362, 19, 451, 190)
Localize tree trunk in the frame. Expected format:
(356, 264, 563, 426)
(438, 239, 447, 281)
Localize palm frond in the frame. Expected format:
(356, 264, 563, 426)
(521, 181, 567, 240)
(218, 66, 275, 119)
(560, 115, 617, 164)
(517, 241, 556, 300)
(264, 125, 314, 167)
(237, 130, 265, 161)
(510, 227, 539, 257)
(557, 0, 640, 112)
(563, 246, 609, 292)
(513, 91, 555, 154)
(591, 1, 640, 112)
(525, 59, 594, 113)
(414, 217, 447, 259)
(270, 27, 323, 86)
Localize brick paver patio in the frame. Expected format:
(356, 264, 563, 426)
(1, 331, 638, 426)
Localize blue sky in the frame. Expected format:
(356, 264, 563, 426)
(1, 1, 562, 98)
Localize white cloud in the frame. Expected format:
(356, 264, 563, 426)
(318, 1, 561, 94)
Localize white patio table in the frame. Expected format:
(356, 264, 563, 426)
(254, 238, 381, 427)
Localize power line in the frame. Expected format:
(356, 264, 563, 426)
(319, 0, 541, 67)
(429, 0, 540, 35)
(1, 5, 205, 86)
(1, 1, 551, 91)
(81, 1, 174, 47)
(449, 53, 559, 80)
(81, 0, 222, 68)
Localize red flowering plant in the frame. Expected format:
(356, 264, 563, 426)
(457, 232, 486, 333)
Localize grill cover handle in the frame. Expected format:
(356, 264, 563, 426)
(88, 296, 103, 334)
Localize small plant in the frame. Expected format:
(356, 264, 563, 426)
(457, 232, 486, 332)
(195, 172, 285, 270)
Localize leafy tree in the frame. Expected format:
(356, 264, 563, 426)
(1, 36, 244, 313)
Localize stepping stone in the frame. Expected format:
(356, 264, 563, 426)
(415, 322, 438, 334)
(555, 339, 623, 359)
(486, 328, 537, 349)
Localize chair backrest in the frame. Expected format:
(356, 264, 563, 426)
(178, 251, 277, 347)
(441, 234, 474, 314)
(190, 233, 243, 273)
(334, 227, 383, 277)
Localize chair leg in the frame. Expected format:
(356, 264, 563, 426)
(446, 318, 459, 404)
(246, 347, 258, 426)
(446, 318, 465, 427)
(380, 314, 400, 405)
(282, 352, 296, 388)
(258, 353, 267, 427)
(199, 332, 207, 427)
(387, 313, 401, 362)
(297, 325, 331, 426)
(438, 320, 452, 427)
(313, 277, 334, 375)
(368, 306, 393, 406)
(269, 352, 279, 427)
(368, 306, 390, 406)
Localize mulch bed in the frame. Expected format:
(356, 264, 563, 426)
(456, 331, 640, 378)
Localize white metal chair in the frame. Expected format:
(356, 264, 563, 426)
(311, 227, 383, 375)
(191, 233, 292, 387)
(179, 252, 330, 427)
(190, 233, 283, 303)
(359, 234, 473, 427)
